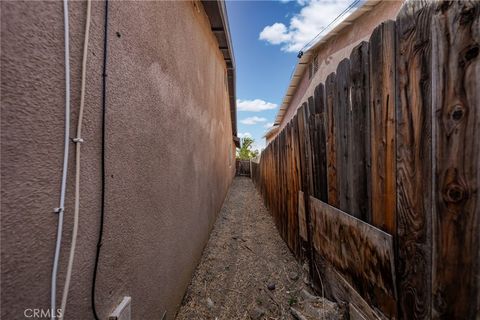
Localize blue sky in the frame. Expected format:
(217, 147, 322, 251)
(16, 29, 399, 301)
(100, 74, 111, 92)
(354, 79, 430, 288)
(225, 0, 358, 151)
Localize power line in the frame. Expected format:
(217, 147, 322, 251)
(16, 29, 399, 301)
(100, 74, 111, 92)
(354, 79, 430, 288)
(298, 0, 361, 55)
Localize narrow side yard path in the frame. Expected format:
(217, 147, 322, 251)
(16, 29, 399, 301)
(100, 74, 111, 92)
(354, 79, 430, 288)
(176, 177, 340, 320)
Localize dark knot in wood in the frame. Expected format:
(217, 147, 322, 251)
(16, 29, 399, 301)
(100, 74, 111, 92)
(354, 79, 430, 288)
(443, 183, 467, 204)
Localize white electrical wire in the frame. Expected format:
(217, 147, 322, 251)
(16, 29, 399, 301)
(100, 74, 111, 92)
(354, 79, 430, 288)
(59, 0, 91, 318)
(51, 0, 71, 318)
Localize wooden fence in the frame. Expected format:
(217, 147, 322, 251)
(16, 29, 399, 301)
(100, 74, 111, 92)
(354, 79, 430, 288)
(251, 1, 479, 319)
(236, 159, 251, 177)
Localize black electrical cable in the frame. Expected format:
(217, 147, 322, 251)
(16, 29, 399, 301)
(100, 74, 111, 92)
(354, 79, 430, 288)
(91, 0, 109, 319)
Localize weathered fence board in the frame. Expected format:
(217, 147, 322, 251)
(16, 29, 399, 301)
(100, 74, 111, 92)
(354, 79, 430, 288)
(431, 1, 480, 318)
(325, 73, 339, 207)
(335, 59, 352, 213)
(369, 20, 397, 235)
(395, 1, 433, 319)
(313, 247, 385, 320)
(298, 191, 307, 240)
(236, 160, 251, 176)
(251, 2, 480, 318)
(311, 83, 328, 202)
(350, 42, 371, 222)
(297, 103, 316, 277)
(310, 196, 396, 317)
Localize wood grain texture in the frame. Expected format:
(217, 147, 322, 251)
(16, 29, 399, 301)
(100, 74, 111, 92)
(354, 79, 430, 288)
(335, 59, 352, 213)
(431, 1, 480, 318)
(395, 1, 433, 319)
(292, 115, 302, 255)
(325, 73, 339, 208)
(298, 191, 307, 240)
(310, 196, 397, 318)
(308, 95, 315, 116)
(297, 104, 315, 278)
(369, 20, 397, 235)
(350, 42, 371, 222)
(314, 254, 384, 320)
(310, 85, 328, 202)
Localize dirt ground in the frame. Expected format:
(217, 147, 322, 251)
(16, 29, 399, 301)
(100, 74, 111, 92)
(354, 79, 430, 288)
(175, 177, 341, 320)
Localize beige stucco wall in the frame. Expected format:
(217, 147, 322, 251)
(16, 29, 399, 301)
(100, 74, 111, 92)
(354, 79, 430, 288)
(269, 0, 404, 142)
(1, 1, 235, 319)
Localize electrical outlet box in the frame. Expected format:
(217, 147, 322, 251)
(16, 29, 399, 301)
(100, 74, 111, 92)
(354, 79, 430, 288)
(109, 296, 131, 320)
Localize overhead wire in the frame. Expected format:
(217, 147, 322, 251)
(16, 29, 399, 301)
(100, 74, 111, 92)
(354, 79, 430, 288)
(297, 0, 361, 54)
(59, 0, 92, 318)
(278, 0, 361, 124)
(51, 0, 71, 318)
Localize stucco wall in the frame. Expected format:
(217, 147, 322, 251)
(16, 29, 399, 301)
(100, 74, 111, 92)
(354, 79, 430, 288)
(270, 0, 404, 140)
(1, 1, 235, 319)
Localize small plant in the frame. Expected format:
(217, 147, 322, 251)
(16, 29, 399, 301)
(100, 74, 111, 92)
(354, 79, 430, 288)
(288, 296, 297, 306)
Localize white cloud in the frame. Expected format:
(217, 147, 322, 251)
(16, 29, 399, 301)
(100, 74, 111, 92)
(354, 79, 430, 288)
(259, 0, 356, 52)
(237, 99, 278, 112)
(259, 23, 291, 45)
(279, 0, 309, 5)
(240, 116, 268, 125)
(238, 132, 252, 138)
(264, 122, 274, 129)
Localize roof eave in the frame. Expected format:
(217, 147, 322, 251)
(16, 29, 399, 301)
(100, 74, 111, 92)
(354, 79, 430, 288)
(201, 0, 238, 137)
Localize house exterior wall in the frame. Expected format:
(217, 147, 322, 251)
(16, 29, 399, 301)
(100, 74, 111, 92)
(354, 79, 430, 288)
(268, 0, 404, 142)
(1, 1, 235, 319)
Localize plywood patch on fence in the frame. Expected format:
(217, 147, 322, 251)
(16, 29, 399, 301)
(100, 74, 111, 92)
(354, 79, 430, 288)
(309, 196, 396, 317)
(314, 254, 384, 320)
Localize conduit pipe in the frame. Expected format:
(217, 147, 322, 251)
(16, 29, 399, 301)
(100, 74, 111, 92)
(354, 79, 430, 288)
(51, 0, 71, 318)
(59, 0, 92, 318)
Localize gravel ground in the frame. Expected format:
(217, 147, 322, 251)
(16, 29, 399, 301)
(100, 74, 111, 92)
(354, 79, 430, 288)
(175, 177, 340, 320)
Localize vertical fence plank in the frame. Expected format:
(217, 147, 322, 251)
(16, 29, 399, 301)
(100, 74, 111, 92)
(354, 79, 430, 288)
(336, 59, 352, 213)
(350, 42, 371, 222)
(308, 96, 315, 116)
(325, 73, 339, 208)
(369, 20, 397, 235)
(395, 1, 433, 319)
(432, 1, 480, 318)
(297, 104, 315, 278)
(286, 123, 292, 251)
(314, 84, 328, 202)
(293, 114, 303, 257)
